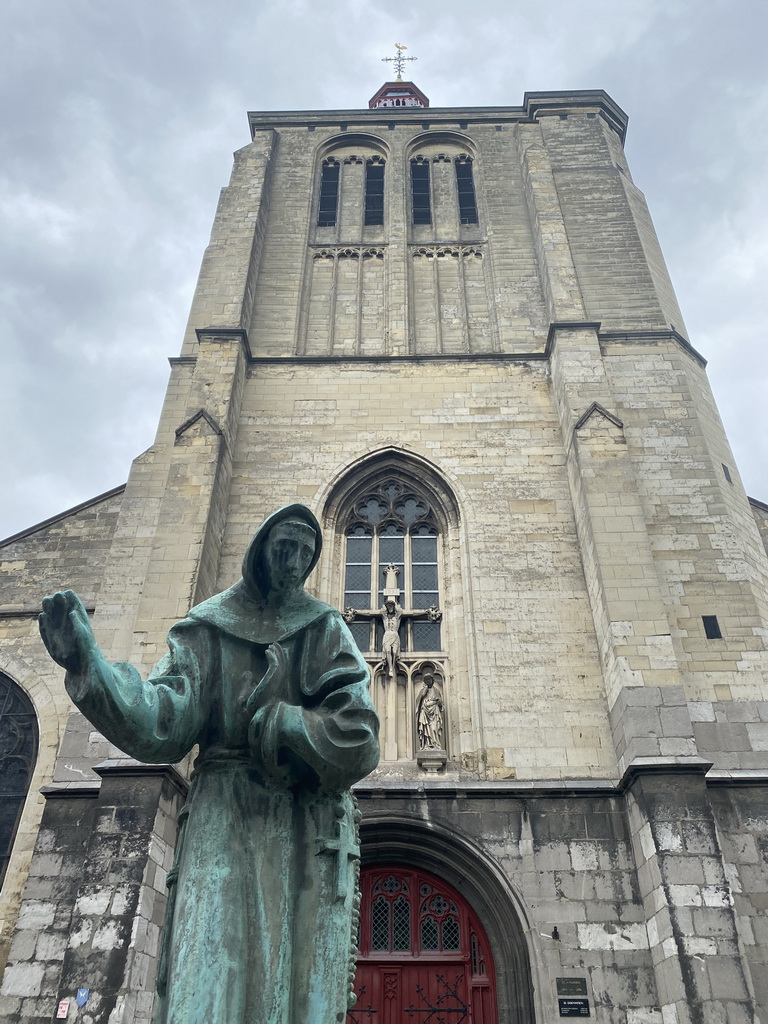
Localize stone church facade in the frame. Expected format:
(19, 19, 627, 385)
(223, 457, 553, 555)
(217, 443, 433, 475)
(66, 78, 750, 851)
(2, 82, 768, 1024)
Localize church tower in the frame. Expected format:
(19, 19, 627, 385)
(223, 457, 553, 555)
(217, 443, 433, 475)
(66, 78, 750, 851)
(3, 60, 768, 1024)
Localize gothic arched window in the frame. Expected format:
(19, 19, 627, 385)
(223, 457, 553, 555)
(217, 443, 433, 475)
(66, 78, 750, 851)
(0, 674, 38, 889)
(343, 479, 442, 654)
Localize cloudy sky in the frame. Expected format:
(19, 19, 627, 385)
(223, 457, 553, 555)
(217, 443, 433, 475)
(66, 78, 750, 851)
(1, 0, 766, 539)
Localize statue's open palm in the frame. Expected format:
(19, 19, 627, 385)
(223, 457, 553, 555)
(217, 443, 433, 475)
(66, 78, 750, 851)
(39, 590, 94, 675)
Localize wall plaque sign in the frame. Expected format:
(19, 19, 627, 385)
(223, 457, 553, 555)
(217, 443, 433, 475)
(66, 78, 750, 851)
(557, 978, 588, 996)
(559, 997, 590, 1017)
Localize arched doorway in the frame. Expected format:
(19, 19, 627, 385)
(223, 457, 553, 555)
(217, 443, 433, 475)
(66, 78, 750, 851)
(349, 866, 498, 1024)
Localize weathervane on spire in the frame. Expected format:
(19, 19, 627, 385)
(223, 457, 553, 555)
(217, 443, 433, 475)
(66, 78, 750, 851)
(382, 43, 417, 82)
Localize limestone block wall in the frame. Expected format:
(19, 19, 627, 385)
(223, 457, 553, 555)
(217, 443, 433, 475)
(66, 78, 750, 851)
(228, 100, 686, 364)
(213, 357, 614, 780)
(537, 115, 685, 333)
(750, 498, 768, 558)
(358, 785, 666, 1024)
(606, 335, 768, 704)
(709, 784, 768, 1016)
(0, 492, 123, 973)
(0, 767, 185, 1024)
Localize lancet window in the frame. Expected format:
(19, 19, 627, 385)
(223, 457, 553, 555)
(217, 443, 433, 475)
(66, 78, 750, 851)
(455, 155, 478, 224)
(410, 158, 432, 225)
(343, 479, 441, 654)
(0, 674, 37, 889)
(364, 157, 385, 226)
(408, 142, 481, 235)
(317, 158, 340, 227)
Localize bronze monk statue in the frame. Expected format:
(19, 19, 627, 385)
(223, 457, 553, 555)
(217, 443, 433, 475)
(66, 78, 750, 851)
(39, 505, 380, 1024)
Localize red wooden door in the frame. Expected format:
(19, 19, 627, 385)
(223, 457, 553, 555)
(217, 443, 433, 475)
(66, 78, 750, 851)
(348, 867, 498, 1024)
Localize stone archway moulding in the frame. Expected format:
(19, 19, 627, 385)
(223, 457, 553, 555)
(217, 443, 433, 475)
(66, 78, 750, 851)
(358, 810, 541, 1024)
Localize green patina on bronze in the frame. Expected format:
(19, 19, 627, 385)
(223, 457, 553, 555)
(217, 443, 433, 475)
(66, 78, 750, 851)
(39, 504, 380, 1024)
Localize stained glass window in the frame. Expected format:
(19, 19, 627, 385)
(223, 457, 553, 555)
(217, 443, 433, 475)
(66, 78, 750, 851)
(0, 675, 37, 889)
(342, 479, 442, 654)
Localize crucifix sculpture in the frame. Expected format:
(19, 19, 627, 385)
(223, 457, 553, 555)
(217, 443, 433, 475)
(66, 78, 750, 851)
(316, 801, 362, 902)
(344, 564, 441, 679)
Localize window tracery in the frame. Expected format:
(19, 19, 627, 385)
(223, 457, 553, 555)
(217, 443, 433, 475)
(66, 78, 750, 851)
(356, 867, 493, 970)
(343, 478, 441, 654)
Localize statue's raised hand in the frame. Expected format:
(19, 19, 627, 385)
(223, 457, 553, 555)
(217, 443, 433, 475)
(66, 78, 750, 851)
(39, 590, 95, 675)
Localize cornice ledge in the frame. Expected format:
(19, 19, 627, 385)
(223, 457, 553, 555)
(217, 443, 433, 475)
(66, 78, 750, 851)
(354, 777, 620, 798)
(599, 328, 706, 367)
(40, 780, 101, 799)
(94, 757, 190, 796)
(619, 755, 713, 790)
(705, 769, 768, 788)
(545, 321, 602, 355)
(195, 326, 253, 361)
(523, 90, 628, 142)
(248, 352, 549, 365)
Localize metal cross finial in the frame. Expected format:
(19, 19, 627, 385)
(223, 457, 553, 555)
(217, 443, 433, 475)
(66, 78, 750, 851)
(382, 42, 417, 81)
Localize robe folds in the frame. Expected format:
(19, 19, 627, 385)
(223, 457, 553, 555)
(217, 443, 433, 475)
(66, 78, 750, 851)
(63, 507, 380, 1024)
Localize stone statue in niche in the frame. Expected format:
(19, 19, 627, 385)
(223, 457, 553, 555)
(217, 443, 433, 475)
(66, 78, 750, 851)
(416, 672, 444, 750)
(344, 564, 441, 679)
(38, 505, 380, 1024)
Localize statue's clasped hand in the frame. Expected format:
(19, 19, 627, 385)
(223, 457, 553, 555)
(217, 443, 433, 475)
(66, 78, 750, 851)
(246, 642, 296, 785)
(245, 642, 289, 715)
(38, 590, 95, 676)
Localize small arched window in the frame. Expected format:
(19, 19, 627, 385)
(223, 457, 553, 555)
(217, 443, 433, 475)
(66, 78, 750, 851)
(0, 674, 38, 889)
(343, 479, 442, 654)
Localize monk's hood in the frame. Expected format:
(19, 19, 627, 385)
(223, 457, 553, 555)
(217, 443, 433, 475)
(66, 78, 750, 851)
(187, 504, 333, 644)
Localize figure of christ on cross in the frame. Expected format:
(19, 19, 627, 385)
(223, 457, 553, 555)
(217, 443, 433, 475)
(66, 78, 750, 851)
(344, 564, 441, 679)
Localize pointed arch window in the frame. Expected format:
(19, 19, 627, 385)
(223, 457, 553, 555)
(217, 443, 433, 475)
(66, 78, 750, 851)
(343, 479, 441, 654)
(0, 674, 37, 889)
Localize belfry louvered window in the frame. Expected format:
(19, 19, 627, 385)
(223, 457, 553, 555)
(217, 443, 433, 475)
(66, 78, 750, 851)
(364, 158, 385, 226)
(317, 159, 340, 227)
(411, 159, 431, 225)
(343, 479, 441, 654)
(455, 156, 478, 224)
